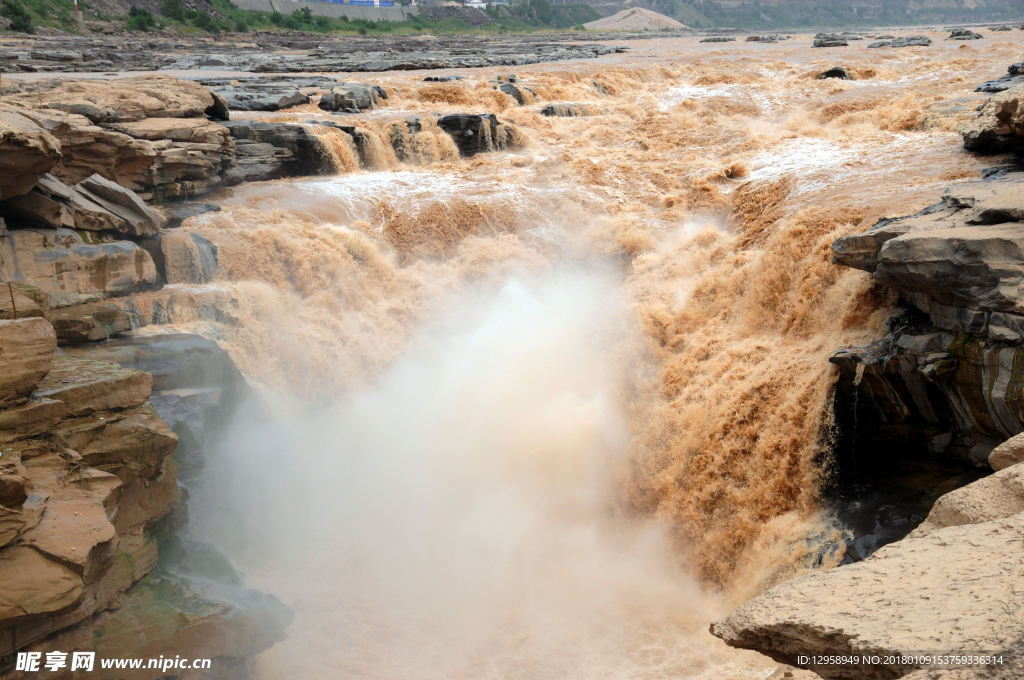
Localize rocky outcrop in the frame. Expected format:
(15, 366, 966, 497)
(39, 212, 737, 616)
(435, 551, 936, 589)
(812, 33, 848, 47)
(0, 318, 56, 408)
(318, 83, 387, 113)
(711, 512, 1024, 679)
(436, 114, 521, 157)
(868, 36, 932, 48)
(0, 32, 626, 75)
(0, 109, 61, 201)
(818, 66, 854, 80)
(948, 28, 983, 40)
(0, 228, 160, 309)
(991, 432, 1024, 470)
(908, 461, 1024, 537)
(541, 103, 606, 117)
(962, 85, 1024, 153)
(49, 303, 145, 346)
(0, 320, 286, 678)
(700, 37, 736, 42)
(977, 62, 1024, 94)
(219, 120, 334, 183)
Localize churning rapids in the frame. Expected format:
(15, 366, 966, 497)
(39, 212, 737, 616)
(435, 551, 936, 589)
(124, 31, 1018, 679)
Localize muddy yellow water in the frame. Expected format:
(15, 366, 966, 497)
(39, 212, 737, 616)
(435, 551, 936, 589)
(150, 29, 1023, 679)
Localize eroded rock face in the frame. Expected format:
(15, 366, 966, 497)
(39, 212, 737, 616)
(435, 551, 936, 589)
(991, 432, 1024, 470)
(2, 77, 215, 124)
(962, 84, 1024, 153)
(0, 318, 57, 408)
(711, 512, 1024, 680)
(833, 176, 1024, 314)
(0, 228, 160, 309)
(0, 108, 62, 201)
(317, 83, 386, 113)
(436, 114, 521, 157)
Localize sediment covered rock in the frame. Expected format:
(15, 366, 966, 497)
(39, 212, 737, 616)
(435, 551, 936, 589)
(711, 512, 1024, 679)
(962, 84, 1024, 153)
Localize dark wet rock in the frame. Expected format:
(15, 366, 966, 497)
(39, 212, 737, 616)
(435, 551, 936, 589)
(817, 66, 853, 80)
(745, 35, 785, 43)
(700, 37, 735, 43)
(423, 75, 464, 82)
(976, 61, 1024, 93)
(218, 120, 333, 183)
(161, 202, 221, 229)
(541, 103, 606, 117)
(812, 33, 848, 47)
(948, 28, 983, 40)
(869, 36, 932, 48)
(436, 113, 518, 157)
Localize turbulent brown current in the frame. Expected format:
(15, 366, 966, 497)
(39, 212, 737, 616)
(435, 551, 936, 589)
(136, 30, 1018, 679)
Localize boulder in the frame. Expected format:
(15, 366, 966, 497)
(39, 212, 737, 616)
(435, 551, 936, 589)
(32, 355, 152, 416)
(541, 103, 605, 117)
(962, 84, 1024, 153)
(817, 66, 853, 80)
(700, 37, 735, 43)
(0, 108, 62, 201)
(50, 302, 146, 345)
(213, 83, 311, 112)
(74, 174, 167, 237)
(948, 28, 983, 40)
(0, 228, 160, 308)
(437, 114, 519, 157)
(0, 283, 49, 321)
(0, 318, 57, 409)
(812, 33, 848, 47)
(990, 432, 1024, 470)
(711, 512, 1024, 679)
(218, 120, 332, 182)
(161, 202, 221, 229)
(317, 83, 386, 113)
(908, 462, 1024, 537)
(869, 36, 932, 48)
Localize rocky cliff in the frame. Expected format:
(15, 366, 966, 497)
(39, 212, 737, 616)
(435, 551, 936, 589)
(0, 74, 312, 678)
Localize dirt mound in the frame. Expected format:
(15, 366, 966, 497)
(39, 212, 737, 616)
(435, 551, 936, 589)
(584, 8, 688, 31)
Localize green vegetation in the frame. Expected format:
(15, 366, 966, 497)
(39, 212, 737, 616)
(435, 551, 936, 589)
(1, 0, 35, 33)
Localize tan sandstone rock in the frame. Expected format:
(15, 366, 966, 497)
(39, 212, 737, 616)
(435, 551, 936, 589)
(0, 228, 160, 308)
(908, 462, 1024, 537)
(33, 355, 152, 416)
(0, 108, 62, 201)
(0, 318, 57, 408)
(5, 77, 216, 124)
(711, 513, 1024, 679)
(990, 432, 1024, 470)
(50, 302, 146, 345)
